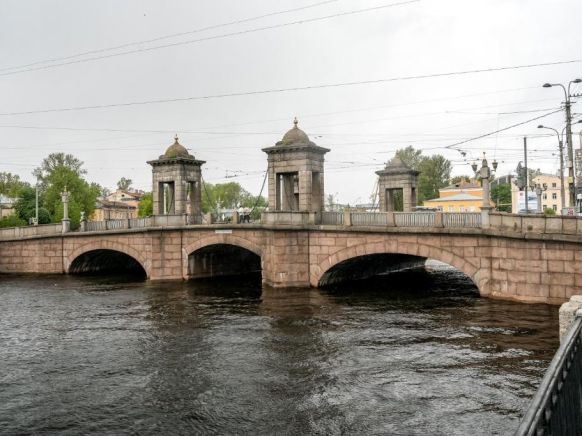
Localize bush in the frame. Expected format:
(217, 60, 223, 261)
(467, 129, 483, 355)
(0, 214, 26, 228)
(543, 207, 556, 216)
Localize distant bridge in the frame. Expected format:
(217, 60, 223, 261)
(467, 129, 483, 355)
(1, 210, 582, 305)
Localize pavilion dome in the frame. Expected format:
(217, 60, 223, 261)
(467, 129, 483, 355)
(163, 135, 192, 159)
(281, 118, 310, 145)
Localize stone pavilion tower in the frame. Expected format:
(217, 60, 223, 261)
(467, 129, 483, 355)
(147, 135, 205, 216)
(262, 118, 330, 212)
(376, 156, 419, 212)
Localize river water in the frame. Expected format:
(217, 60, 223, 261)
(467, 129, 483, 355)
(0, 265, 558, 435)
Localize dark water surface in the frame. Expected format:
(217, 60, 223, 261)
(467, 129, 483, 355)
(0, 266, 558, 435)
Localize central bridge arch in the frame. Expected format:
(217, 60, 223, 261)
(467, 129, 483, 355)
(311, 239, 487, 294)
(183, 234, 263, 280)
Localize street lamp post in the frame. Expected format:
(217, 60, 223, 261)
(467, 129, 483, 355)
(543, 78, 582, 207)
(539, 120, 582, 214)
(538, 125, 566, 212)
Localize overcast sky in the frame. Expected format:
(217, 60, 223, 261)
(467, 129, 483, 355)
(1, 0, 581, 204)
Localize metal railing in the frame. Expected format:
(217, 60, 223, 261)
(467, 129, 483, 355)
(443, 212, 481, 228)
(515, 316, 582, 435)
(351, 212, 388, 226)
(320, 211, 344, 225)
(395, 212, 435, 227)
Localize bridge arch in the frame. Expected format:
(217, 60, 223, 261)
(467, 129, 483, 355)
(182, 234, 263, 279)
(312, 240, 486, 293)
(66, 240, 150, 277)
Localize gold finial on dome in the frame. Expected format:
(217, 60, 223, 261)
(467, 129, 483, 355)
(293, 117, 298, 127)
(174, 134, 179, 143)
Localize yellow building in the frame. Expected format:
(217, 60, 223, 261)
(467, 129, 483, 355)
(423, 180, 494, 212)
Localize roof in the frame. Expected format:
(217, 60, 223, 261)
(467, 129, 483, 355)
(280, 117, 310, 145)
(96, 198, 137, 209)
(425, 193, 482, 202)
(163, 135, 192, 159)
(441, 182, 481, 190)
(376, 155, 419, 176)
(263, 118, 330, 154)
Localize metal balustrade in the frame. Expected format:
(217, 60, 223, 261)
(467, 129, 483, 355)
(12, 211, 582, 238)
(443, 212, 481, 228)
(351, 212, 388, 226)
(515, 317, 582, 436)
(320, 211, 344, 225)
(394, 212, 435, 227)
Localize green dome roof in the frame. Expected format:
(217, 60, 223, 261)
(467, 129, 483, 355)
(164, 135, 192, 159)
(281, 118, 310, 145)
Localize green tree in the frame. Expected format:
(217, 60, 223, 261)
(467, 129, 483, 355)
(202, 182, 267, 218)
(0, 172, 30, 197)
(395, 146, 424, 170)
(491, 184, 512, 212)
(0, 214, 26, 228)
(544, 207, 556, 216)
(138, 192, 153, 217)
(14, 186, 51, 224)
(117, 177, 133, 191)
(417, 154, 452, 203)
(394, 147, 452, 204)
(34, 153, 99, 228)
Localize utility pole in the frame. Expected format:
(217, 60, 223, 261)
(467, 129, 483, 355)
(524, 137, 529, 213)
(565, 97, 575, 207)
(543, 79, 581, 207)
(35, 183, 39, 225)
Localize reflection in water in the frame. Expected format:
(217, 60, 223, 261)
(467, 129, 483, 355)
(0, 266, 558, 435)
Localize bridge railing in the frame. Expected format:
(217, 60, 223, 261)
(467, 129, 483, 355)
(443, 212, 481, 228)
(320, 211, 344, 226)
(0, 223, 63, 240)
(515, 316, 582, 435)
(394, 212, 435, 227)
(351, 212, 389, 226)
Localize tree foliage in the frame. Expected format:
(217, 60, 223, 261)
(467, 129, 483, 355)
(395, 147, 452, 204)
(33, 153, 99, 228)
(14, 186, 51, 224)
(395, 146, 424, 170)
(0, 172, 30, 197)
(201, 182, 267, 217)
(138, 192, 153, 217)
(417, 155, 452, 202)
(117, 177, 133, 191)
(491, 184, 512, 212)
(0, 214, 26, 228)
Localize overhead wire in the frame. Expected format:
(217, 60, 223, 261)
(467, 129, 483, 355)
(0, 0, 420, 78)
(1, 59, 581, 117)
(0, 0, 340, 73)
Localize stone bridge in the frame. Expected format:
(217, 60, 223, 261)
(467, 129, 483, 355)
(2, 211, 582, 305)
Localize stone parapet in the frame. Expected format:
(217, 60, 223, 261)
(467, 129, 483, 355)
(559, 295, 582, 341)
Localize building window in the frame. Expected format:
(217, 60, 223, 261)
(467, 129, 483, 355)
(460, 206, 466, 212)
(552, 193, 557, 200)
(543, 204, 547, 210)
(543, 193, 547, 200)
(552, 182, 557, 188)
(553, 204, 557, 211)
